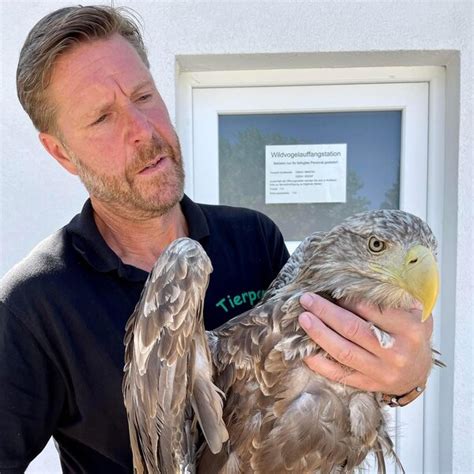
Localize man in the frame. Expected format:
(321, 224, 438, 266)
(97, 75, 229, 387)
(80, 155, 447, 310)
(0, 5, 433, 473)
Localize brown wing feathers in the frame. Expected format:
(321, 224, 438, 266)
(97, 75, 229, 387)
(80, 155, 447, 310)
(123, 238, 228, 473)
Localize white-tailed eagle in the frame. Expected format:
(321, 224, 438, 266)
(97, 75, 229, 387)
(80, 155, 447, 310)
(123, 209, 440, 473)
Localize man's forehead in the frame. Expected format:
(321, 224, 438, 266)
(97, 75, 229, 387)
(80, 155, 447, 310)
(49, 35, 153, 117)
(53, 35, 148, 83)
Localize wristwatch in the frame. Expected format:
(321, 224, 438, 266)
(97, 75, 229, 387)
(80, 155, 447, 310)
(381, 384, 425, 407)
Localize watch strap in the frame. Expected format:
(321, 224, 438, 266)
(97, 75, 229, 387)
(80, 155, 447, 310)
(381, 385, 425, 407)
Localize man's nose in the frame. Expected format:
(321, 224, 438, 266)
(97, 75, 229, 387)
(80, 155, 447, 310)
(124, 105, 153, 144)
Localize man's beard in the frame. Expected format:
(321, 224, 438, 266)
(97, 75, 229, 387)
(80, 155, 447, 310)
(67, 134, 185, 218)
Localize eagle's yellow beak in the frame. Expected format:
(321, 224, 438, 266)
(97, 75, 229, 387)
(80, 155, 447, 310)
(400, 245, 439, 321)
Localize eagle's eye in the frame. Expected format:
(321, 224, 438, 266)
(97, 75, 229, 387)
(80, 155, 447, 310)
(368, 236, 386, 253)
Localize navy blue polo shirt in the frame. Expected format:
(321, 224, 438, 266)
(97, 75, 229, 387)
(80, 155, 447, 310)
(0, 196, 288, 473)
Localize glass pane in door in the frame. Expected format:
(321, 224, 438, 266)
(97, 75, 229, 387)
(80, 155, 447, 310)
(219, 111, 401, 240)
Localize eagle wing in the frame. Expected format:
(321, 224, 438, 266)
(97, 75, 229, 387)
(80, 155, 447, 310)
(123, 238, 228, 474)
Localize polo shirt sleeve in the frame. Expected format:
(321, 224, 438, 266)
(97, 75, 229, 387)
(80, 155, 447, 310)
(0, 302, 65, 473)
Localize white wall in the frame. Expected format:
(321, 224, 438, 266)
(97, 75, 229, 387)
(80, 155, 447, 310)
(1, 1, 472, 473)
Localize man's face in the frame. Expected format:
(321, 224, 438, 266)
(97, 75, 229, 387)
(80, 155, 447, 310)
(45, 34, 184, 218)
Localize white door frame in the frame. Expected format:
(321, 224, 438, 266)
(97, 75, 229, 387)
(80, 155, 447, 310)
(177, 66, 446, 473)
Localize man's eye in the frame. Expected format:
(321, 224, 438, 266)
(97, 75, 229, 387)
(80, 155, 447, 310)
(92, 114, 108, 126)
(137, 94, 152, 102)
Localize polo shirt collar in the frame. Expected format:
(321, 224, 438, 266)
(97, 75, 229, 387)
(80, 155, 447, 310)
(181, 193, 210, 241)
(67, 194, 210, 281)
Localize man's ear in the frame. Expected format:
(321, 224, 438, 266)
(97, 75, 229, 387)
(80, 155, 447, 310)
(39, 132, 79, 176)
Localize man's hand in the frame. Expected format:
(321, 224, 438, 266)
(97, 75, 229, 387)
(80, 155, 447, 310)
(298, 293, 433, 395)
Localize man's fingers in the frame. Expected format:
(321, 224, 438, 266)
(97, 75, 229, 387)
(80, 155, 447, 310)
(301, 292, 433, 345)
(299, 293, 385, 355)
(298, 311, 382, 376)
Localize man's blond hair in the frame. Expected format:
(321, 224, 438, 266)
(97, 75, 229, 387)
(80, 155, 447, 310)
(16, 5, 149, 133)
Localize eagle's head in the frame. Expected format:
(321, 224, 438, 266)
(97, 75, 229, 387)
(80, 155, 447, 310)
(296, 209, 439, 321)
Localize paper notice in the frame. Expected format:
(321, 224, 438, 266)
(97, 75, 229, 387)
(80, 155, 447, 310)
(265, 144, 347, 204)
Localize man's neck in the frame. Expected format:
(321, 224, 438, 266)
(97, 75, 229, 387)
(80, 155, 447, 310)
(91, 198, 189, 272)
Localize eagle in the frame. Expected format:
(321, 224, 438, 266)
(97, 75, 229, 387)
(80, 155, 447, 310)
(122, 209, 440, 474)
